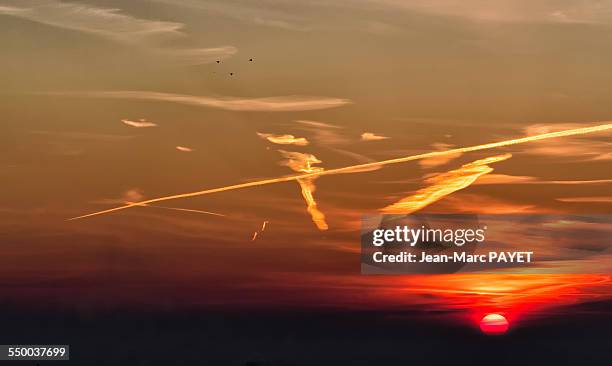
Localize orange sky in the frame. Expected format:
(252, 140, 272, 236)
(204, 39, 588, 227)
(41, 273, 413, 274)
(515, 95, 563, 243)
(0, 0, 611, 326)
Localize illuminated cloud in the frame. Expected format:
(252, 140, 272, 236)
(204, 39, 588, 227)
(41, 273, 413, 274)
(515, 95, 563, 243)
(0, 0, 235, 64)
(121, 119, 157, 128)
(257, 133, 309, 146)
(176, 146, 194, 152)
(278, 150, 323, 173)
(419, 143, 463, 169)
(473, 174, 537, 185)
(91, 188, 145, 205)
(123, 189, 145, 203)
(51, 91, 352, 112)
(381, 154, 512, 214)
(296, 178, 328, 230)
(279, 150, 328, 230)
(557, 197, 612, 203)
(360, 132, 389, 141)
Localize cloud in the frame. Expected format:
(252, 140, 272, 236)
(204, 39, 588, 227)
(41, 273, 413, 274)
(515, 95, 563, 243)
(475, 175, 612, 186)
(121, 119, 157, 128)
(0, 0, 186, 41)
(296, 120, 341, 129)
(154, 46, 237, 66)
(152, 0, 312, 31)
(278, 150, 323, 174)
(27, 130, 132, 156)
(0, 0, 235, 64)
(257, 133, 309, 146)
(522, 123, 612, 161)
(473, 174, 538, 185)
(381, 154, 512, 214)
(278, 150, 328, 230)
(49, 91, 352, 112)
(360, 132, 389, 141)
(30, 130, 132, 142)
(523, 140, 612, 161)
(296, 120, 349, 145)
(368, 0, 612, 25)
(540, 179, 612, 185)
(557, 197, 612, 203)
(431, 193, 539, 214)
(90, 188, 145, 205)
(176, 146, 193, 152)
(0, 5, 22, 15)
(327, 148, 382, 173)
(419, 143, 463, 169)
(123, 189, 145, 203)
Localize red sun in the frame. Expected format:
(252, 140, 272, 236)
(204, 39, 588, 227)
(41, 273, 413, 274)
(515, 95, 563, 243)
(479, 314, 509, 335)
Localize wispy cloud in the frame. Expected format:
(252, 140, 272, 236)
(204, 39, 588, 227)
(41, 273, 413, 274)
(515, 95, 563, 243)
(0, 0, 181, 41)
(369, 0, 612, 25)
(48, 91, 352, 112)
(419, 142, 463, 169)
(121, 119, 157, 128)
(90, 188, 145, 205)
(257, 133, 309, 146)
(296, 120, 341, 129)
(557, 196, 612, 203)
(296, 120, 349, 145)
(475, 175, 612, 186)
(279, 150, 328, 230)
(153, 0, 312, 31)
(360, 132, 389, 141)
(473, 174, 537, 185)
(429, 193, 539, 214)
(381, 154, 512, 214)
(522, 123, 612, 161)
(30, 130, 131, 142)
(327, 148, 382, 173)
(0, 0, 236, 64)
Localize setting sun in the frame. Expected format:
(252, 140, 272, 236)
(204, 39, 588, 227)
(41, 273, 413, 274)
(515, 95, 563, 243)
(480, 314, 510, 335)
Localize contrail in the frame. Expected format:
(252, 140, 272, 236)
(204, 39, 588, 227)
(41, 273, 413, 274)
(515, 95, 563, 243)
(69, 123, 612, 220)
(144, 204, 226, 217)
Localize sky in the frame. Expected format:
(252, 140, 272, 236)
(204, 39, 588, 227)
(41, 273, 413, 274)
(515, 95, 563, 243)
(1, 0, 611, 328)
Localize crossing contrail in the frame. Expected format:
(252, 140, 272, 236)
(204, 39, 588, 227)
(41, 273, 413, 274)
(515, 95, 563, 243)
(69, 122, 612, 220)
